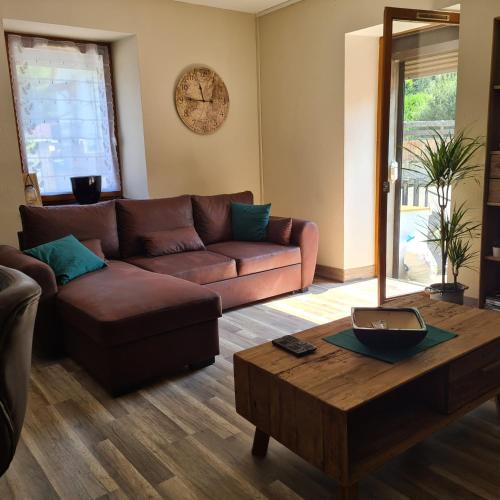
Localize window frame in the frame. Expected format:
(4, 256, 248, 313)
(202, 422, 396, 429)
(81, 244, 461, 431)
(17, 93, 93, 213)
(5, 32, 123, 205)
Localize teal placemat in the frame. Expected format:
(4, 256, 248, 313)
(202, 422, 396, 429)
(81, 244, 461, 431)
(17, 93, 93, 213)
(323, 325, 457, 364)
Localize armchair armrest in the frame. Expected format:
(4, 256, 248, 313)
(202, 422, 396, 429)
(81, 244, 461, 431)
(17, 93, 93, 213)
(0, 245, 57, 298)
(290, 219, 319, 289)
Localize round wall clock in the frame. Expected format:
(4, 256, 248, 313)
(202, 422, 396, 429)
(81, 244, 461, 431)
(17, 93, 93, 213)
(175, 67, 229, 135)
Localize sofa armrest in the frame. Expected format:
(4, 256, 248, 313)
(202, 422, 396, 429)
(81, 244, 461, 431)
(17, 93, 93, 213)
(0, 245, 57, 298)
(290, 219, 319, 289)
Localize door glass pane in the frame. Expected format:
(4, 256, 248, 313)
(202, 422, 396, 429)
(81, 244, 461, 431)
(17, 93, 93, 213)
(386, 21, 459, 299)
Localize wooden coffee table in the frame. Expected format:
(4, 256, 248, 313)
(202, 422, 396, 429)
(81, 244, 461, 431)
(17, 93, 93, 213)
(234, 295, 500, 499)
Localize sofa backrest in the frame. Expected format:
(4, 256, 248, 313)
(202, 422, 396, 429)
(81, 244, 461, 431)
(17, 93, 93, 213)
(18, 192, 255, 259)
(116, 196, 193, 258)
(19, 201, 120, 259)
(192, 191, 253, 245)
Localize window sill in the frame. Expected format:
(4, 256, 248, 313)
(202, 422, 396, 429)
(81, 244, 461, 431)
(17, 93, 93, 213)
(41, 191, 122, 206)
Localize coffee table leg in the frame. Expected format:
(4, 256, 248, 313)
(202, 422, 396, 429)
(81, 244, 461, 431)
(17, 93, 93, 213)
(252, 428, 270, 457)
(340, 483, 358, 500)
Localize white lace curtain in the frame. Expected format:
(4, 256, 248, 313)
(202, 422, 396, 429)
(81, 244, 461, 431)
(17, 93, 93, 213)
(7, 34, 120, 196)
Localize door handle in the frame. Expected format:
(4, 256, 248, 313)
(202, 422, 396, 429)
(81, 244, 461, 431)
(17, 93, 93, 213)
(383, 181, 391, 194)
(390, 161, 399, 182)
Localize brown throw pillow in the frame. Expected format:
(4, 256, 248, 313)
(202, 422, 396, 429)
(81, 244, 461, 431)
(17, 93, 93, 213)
(116, 196, 193, 258)
(142, 226, 205, 256)
(81, 239, 106, 260)
(267, 217, 293, 246)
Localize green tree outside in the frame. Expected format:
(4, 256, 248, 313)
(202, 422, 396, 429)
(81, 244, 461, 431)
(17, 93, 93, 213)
(404, 72, 457, 122)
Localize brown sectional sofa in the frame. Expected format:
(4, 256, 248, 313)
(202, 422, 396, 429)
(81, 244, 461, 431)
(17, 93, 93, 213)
(0, 191, 318, 394)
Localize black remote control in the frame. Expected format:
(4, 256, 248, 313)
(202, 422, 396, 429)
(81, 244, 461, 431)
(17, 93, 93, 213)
(272, 335, 317, 357)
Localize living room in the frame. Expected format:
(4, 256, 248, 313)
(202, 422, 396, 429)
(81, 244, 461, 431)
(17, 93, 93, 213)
(1, 0, 500, 498)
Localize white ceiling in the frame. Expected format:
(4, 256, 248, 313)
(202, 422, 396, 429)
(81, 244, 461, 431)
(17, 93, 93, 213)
(174, 0, 301, 15)
(3, 18, 132, 41)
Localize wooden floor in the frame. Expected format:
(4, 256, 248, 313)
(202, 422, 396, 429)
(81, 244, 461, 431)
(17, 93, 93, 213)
(1, 279, 500, 499)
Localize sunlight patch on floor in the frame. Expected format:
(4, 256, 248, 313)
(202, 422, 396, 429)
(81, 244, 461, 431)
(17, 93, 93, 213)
(386, 279, 425, 298)
(263, 278, 425, 325)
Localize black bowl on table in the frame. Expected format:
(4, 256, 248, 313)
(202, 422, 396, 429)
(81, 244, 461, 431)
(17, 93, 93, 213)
(351, 307, 427, 350)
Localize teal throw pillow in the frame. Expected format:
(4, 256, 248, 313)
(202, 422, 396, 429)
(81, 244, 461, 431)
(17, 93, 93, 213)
(24, 234, 107, 285)
(231, 202, 271, 241)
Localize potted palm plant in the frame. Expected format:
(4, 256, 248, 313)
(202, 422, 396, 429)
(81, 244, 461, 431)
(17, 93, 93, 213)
(405, 129, 483, 305)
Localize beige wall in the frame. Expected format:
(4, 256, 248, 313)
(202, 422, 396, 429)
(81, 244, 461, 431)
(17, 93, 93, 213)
(112, 35, 149, 200)
(259, 0, 499, 298)
(258, 0, 435, 271)
(452, 0, 500, 299)
(0, 0, 260, 246)
(344, 34, 379, 270)
(0, 3, 26, 248)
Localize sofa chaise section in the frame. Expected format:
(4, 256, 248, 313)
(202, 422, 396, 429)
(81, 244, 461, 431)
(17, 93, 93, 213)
(15, 201, 122, 353)
(57, 261, 221, 394)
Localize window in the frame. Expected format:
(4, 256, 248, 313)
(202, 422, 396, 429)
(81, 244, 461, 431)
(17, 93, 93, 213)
(6, 34, 121, 201)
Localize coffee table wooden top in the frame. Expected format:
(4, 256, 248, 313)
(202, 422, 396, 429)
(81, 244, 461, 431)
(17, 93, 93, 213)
(234, 294, 500, 412)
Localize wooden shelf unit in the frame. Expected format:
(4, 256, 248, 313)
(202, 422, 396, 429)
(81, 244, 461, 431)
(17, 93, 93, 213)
(485, 255, 500, 262)
(479, 17, 500, 308)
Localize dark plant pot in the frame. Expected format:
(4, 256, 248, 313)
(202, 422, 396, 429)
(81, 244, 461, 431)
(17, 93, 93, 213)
(71, 176, 102, 205)
(426, 283, 468, 305)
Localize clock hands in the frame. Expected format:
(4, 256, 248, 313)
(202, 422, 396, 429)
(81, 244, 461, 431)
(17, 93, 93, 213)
(198, 82, 206, 102)
(193, 79, 214, 103)
(185, 96, 213, 104)
(207, 76, 215, 102)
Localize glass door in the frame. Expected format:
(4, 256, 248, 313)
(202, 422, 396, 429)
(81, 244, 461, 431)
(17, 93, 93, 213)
(377, 7, 460, 304)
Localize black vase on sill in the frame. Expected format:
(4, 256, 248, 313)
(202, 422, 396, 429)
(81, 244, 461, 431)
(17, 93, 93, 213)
(71, 175, 102, 205)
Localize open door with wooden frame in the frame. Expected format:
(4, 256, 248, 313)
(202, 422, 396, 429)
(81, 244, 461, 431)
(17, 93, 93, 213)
(377, 7, 460, 305)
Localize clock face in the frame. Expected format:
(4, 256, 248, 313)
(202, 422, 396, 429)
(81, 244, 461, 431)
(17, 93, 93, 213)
(175, 67, 229, 135)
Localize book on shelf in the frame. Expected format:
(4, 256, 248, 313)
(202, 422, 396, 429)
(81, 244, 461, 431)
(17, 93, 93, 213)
(486, 303, 500, 310)
(485, 294, 500, 311)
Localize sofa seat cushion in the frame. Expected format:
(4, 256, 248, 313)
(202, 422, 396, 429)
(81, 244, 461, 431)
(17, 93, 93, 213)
(57, 261, 221, 347)
(207, 241, 301, 276)
(126, 251, 237, 285)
